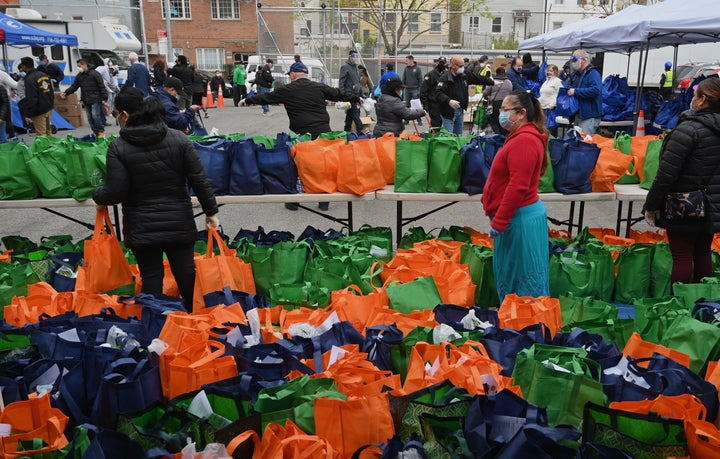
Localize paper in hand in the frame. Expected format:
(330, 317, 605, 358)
(410, 99, 423, 110)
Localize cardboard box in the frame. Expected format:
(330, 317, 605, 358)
(352, 116, 374, 132)
(491, 57, 511, 72)
(53, 104, 83, 118)
(55, 92, 78, 105)
(62, 113, 84, 128)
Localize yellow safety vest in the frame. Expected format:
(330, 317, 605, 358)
(662, 70, 674, 87)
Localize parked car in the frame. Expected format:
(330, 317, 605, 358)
(676, 63, 720, 92)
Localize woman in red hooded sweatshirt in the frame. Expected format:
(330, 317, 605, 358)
(481, 90, 550, 302)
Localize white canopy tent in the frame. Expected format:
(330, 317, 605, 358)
(519, 16, 603, 52)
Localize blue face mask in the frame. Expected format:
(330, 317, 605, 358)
(499, 111, 514, 129)
(19, 71, 26, 78)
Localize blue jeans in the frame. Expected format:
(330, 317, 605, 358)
(344, 104, 364, 132)
(0, 121, 8, 143)
(259, 86, 271, 113)
(441, 108, 464, 135)
(577, 117, 601, 135)
(85, 102, 106, 135)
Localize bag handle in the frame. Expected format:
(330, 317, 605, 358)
(93, 208, 117, 239)
(205, 226, 234, 258)
(188, 340, 226, 369)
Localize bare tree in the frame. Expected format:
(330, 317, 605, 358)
(580, 0, 647, 16)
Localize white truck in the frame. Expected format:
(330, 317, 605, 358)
(5, 8, 142, 85)
(246, 55, 333, 94)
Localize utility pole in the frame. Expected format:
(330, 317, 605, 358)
(163, 0, 172, 60)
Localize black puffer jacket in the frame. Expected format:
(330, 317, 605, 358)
(644, 108, 720, 232)
(92, 122, 218, 248)
(64, 68, 107, 105)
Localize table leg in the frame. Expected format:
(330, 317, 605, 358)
(616, 201, 624, 236)
(568, 201, 576, 234)
(625, 202, 634, 237)
(112, 205, 122, 241)
(577, 201, 586, 233)
(396, 201, 403, 246)
(347, 202, 354, 232)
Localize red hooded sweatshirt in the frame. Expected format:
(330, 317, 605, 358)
(481, 123, 547, 232)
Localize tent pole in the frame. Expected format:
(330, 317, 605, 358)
(632, 41, 650, 135)
(672, 45, 679, 88)
(2, 43, 7, 73)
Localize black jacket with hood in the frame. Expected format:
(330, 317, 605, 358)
(92, 122, 218, 248)
(644, 108, 720, 233)
(434, 64, 494, 120)
(64, 67, 107, 105)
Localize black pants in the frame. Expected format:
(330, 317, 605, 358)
(427, 106, 443, 131)
(344, 105, 364, 132)
(233, 85, 247, 106)
(132, 242, 196, 311)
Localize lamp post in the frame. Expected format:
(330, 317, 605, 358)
(321, 2, 327, 65)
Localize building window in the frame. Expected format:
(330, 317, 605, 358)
(196, 48, 224, 71)
(553, 21, 563, 30)
(162, 0, 191, 19)
(211, 0, 240, 19)
(491, 17, 501, 33)
(469, 16, 480, 31)
(363, 12, 370, 22)
(384, 12, 395, 28)
(363, 29, 370, 41)
(172, 47, 183, 60)
(408, 13, 419, 33)
(430, 13, 441, 33)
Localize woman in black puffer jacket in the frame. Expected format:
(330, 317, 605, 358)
(93, 88, 219, 310)
(643, 77, 720, 284)
(373, 77, 425, 137)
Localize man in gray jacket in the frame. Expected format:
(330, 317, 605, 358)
(338, 51, 365, 132)
(402, 55, 423, 125)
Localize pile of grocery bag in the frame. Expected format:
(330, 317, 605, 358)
(2, 215, 720, 458)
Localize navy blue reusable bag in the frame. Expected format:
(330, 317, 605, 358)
(555, 86, 579, 118)
(549, 129, 601, 194)
(433, 304, 499, 330)
(460, 134, 505, 195)
(229, 138, 263, 195)
(256, 143, 298, 194)
(191, 138, 232, 195)
(204, 286, 270, 312)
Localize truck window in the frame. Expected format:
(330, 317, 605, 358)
(80, 51, 104, 68)
(31, 46, 44, 57)
(50, 45, 64, 61)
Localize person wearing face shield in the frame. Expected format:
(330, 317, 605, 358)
(566, 49, 603, 135)
(338, 51, 366, 133)
(433, 55, 494, 135)
(419, 56, 448, 130)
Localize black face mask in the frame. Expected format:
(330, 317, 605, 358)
(437, 63, 446, 71)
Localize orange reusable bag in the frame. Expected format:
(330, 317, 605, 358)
(589, 144, 634, 192)
(329, 285, 389, 334)
(5, 282, 58, 327)
(374, 132, 397, 184)
(705, 361, 720, 390)
(610, 394, 707, 422)
(292, 138, 343, 193)
(685, 419, 720, 459)
(164, 340, 238, 399)
(130, 260, 179, 297)
(315, 395, 395, 458)
(193, 226, 256, 311)
(82, 208, 134, 293)
(336, 139, 386, 195)
(226, 420, 340, 459)
(0, 394, 69, 458)
(630, 229, 667, 243)
(622, 332, 692, 368)
(498, 294, 562, 337)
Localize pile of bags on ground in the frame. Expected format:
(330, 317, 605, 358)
(2, 218, 720, 458)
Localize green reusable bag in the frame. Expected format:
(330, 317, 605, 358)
(248, 242, 309, 295)
(0, 329, 31, 351)
(539, 145, 556, 193)
(614, 243, 653, 304)
(0, 141, 38, 200)
(459, 243, 499, 308)
(268, 282, 330, 309)
(386, 276, 443, 314)
(632, 297, 689, 344)
(394, 139, 429, 193)
(473, 105, 488, 128)
(512, 344, 607, 428)
(23, 136, 72, 198)
(250, 135, 275, 148)
(11, 248, 53, 281)
(582, 403, 689, 459)
(660, 314, 720, 375)
(0, 263, 40, 312)
(427, 136, 461, 193)
(560, 295, 619, 330)
(613, 131, 639, 185)
(288, 131, 312, 143)
(399, 227, 436, 250)
(581, 241, 616, 302)
(639, 134, 665, 190)
(650, 242, 673, 298)
(317, 130, 348, 141)
(65, 137, 107, 201)
(580, 317, 635, 349)
(438, 225, 472, 243)
(672, 278, 720, 308)
(1, 235, 37, 252)
(304, 256, 355, 293)
(549, 252, 596, 299)
(351, 225, 394, 259)
(389, 327, 434, 382)
(171, 389, 247, 429)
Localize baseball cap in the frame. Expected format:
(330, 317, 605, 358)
(436, 56, 447, 64)
(287, 62, 308, 74)
(165, 76, 184, 92)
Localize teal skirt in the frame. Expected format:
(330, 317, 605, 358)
(492, 200, 550, 302)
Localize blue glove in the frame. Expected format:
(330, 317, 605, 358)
(489, 227, 503, 238)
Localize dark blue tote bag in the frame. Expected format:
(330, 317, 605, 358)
(256, 143, 298, 194)
(555, 86, 579, 118)
(460, 134, 505, 195)
(229, 138, 263, 195)
(192, 138, 232, 195)
(549, 129, 600, 194)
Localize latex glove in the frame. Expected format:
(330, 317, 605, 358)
(567, 88, 575, 96)
(489, 227, 503, 238)
(238, 99, 247, 106)
(644, 210, 660, 227)
(449, 99, 461, 110)
(206, 214, 220, 228)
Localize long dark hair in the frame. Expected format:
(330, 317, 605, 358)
(507, 90, 549, 174)
(114, 88, 165, 127)
(696, 77, 720, 108)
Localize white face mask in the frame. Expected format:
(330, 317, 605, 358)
(455, 66, 465, 75)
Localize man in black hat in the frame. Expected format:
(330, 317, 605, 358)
(154, 76, 201, 133)
(241, 61, 361, 211)
(419, 56, 447, 130)
(36, 54, 65, 91)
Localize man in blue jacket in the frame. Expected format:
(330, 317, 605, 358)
(124, 52, 152, 95)
(153, 77, 200, 133)
(567, 49, 603, 135)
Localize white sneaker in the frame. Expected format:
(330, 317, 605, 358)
(263, 112, 272, 117)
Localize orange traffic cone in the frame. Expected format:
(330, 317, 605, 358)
(205, 82, 214, 108)
(636, 109, 646, 136)
(217, 87, 225, 108)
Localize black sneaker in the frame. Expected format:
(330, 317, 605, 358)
(285, 203, 299, 211)
(318, 202, 330, 211)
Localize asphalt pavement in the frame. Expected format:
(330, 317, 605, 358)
(3, 102, 646, 247)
